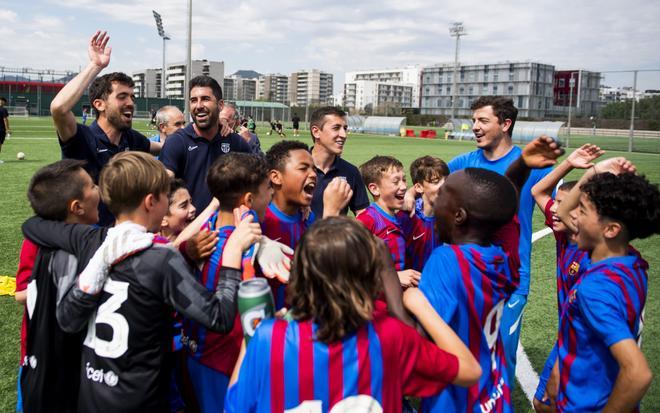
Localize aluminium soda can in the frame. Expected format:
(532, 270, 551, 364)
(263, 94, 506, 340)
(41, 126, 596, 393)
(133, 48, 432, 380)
(238, 278, 275, 343)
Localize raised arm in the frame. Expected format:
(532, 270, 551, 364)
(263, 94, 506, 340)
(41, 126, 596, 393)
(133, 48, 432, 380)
(50, 31, 111, 142)
(531, 144, 604, 210)
(403, 288, 481, 386)
(505, 136, 564, 193)
(22, 216, 106, 256)
(376, 238, 415, 327)
(164, 215, 261, 333)
(556, 157, 636, 232)
(603, 339, 652, 413)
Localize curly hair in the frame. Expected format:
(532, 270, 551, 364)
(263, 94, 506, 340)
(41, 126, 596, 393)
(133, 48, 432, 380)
(581, 172, 660, 240)
(287, 217, 382, 344)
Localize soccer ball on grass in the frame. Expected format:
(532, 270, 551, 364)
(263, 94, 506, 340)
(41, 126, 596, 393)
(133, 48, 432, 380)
(16, 152, 26, 160)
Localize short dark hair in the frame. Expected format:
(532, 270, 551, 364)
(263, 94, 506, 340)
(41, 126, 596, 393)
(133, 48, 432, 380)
(266, 140, 310, 172)
(410, 156, 449, 184)
(28, 159, 88, 220)
(189, 75, 223, 101)
(359, 155, 403, 187)
(558, 180, 578, 192)
(0, 97, 6, 103)
(581, 172, 660, 241)
(89, 72, 134, 118)
(471, 96, 518, 136)
(309, 106, 346, 139)
(207, 153, 269, 210)
(461, 168, 518, 233)
(288, 217, 382, 343)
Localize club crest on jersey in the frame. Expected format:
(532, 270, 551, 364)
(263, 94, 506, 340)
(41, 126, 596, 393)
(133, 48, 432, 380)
(568, 261, 580, 276)
(221, 142, 231, 153)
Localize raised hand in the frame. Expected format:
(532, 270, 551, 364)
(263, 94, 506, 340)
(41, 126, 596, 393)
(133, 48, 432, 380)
(89, 31, 112, 69)
(185, 229, 219, 261)
(397, 269, 421, 288)
(226, 212, 262, 253)
(566, 143, 605, 169)
(322, 177, 353, 217)
(522, 135, 565, 168)
(594, 157, 636, 175)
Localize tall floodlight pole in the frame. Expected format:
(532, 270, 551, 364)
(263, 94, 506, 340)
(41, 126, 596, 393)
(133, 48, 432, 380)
(628, 70, 638, 152)
(152, 11, 170, 99)
(449, 22, 466, 120)
(566, 72, 576, 148)
(185, 0, 193, 120)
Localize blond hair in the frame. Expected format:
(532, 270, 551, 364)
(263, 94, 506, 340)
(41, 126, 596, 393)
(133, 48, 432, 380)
(100, 151, 170, 216)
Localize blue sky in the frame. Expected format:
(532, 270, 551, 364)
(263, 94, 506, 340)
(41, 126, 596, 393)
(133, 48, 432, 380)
(1, 0, 659, 95)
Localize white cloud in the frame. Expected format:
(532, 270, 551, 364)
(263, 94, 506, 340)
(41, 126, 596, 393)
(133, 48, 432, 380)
(0, 0, 658, 90)
(0, 9, 17, 22)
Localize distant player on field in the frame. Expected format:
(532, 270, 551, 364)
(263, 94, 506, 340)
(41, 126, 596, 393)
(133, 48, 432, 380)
(0, 96, 11, 163)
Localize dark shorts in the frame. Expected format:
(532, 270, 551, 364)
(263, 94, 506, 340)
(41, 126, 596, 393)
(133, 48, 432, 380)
(293, 122, 299, 129)
(0, 130, 5, 144)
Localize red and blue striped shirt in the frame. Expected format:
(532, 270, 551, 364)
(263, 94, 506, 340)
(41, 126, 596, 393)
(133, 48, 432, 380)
(420, 244, 517, 413)
(225, 314, 459, 412)
(556, 251, 648, 412)
(261, 202, 315, 309)
(356, 203, 423, 272)
(182, 212, 243, 375)
(544, 199, 590, 317)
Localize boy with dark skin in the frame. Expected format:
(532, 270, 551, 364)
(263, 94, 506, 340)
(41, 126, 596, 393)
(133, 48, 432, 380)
(418, 168, 518, 412)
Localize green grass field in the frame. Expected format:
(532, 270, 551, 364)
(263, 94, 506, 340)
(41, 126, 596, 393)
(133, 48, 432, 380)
(0, 117, 659, 411)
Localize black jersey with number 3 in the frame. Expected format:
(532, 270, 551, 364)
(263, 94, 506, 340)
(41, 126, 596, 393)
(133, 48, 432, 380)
(74, 243, 241, 412)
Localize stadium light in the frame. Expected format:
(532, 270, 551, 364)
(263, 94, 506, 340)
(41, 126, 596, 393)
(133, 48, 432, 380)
(152, 10, 170, 99)
(566, 71, 577, 148)
(449, 22, 466, 120)
(185, 0, 192, 120)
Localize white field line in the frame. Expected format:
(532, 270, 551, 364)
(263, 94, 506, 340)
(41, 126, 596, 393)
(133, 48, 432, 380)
(516, 226, 554, 406)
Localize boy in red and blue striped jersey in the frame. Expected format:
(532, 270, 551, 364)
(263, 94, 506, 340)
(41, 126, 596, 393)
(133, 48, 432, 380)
(418, 168, 519, 413)
(357, 156, 424, 288)
(549, 158, 658, 412)
(407, 155, 450, 271)
(529, 144, 604, 411)
(261, 140, 352, 308)
(226, 217, 482, 413)
(182, 153, 274, 413)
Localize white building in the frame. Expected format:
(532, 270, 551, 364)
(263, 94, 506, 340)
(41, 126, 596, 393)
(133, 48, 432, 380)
(256, 74, 289, 103)
(288, 69, 334, 107)
(344, 66, 422, 110)
(132, 69, 163, 98)
(599, 86, 660, 102)
(164, 60, 224, 99)
(420, 61, 555, 118)
(343, 80, 413, 113)
(224, 76, 257, 101)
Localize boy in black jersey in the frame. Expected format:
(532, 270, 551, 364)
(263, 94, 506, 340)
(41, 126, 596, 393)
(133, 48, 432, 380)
(24, 152, 260, 412)
(19, 159, 106, 413)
